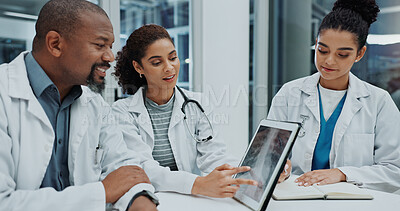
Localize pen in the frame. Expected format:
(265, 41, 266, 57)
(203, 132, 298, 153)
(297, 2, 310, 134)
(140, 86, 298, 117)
(95, 144, 100, 165)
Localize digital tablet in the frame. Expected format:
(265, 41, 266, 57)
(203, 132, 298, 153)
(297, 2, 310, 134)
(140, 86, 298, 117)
(233, 119, 300, 211)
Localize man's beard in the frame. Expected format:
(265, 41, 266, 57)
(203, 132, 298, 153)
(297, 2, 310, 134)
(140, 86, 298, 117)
(86, 63, 109, 93)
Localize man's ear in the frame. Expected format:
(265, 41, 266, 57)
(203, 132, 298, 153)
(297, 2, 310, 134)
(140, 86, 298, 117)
(45, 31, 63, 57)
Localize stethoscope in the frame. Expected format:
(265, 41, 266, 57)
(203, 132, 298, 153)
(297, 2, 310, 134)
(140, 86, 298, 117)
(176, 86, 214, 143)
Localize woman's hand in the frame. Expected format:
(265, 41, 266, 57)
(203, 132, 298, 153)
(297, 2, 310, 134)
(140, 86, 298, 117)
(278, 160, 291, 183)
(191, 164, 258, 198)
(295, 168, 346, 186)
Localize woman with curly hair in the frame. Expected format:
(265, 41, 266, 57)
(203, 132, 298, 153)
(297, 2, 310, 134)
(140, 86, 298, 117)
(112, 24, 257, 198)
(268, 0, 400, 193)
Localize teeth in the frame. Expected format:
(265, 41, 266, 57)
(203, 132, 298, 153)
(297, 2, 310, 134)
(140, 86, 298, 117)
(165, 75, 174, 79)
(97, 67, 106, 73)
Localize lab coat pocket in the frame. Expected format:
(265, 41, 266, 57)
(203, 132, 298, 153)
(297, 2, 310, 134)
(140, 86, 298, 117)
(343, 133, 374, 167)
(81, 148, 104, 183)
(93, 147, 104, 171)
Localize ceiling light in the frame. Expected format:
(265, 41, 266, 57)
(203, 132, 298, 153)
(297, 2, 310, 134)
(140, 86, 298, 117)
(3, 11, 38, 20)
(367, 34, 400, 45)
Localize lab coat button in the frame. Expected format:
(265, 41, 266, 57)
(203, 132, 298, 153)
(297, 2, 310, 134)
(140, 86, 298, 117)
(304, 153, 312, 159)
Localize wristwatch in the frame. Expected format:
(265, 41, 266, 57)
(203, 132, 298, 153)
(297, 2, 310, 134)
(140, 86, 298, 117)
(126, 190, 160, 211)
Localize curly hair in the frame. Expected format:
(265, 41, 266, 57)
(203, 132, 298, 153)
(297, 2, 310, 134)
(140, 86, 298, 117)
(318, 0, 380, 50)
(113, 24, 174, 95)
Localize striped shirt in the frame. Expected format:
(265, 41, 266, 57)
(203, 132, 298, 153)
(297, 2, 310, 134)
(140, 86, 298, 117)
(145, 93, 178, 171)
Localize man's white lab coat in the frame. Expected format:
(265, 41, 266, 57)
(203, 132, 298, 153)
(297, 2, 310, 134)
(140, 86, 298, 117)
(0, 52, 153, 211)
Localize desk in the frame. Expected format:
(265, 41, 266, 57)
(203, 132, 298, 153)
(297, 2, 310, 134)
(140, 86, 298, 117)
(156, 189, 400, 211)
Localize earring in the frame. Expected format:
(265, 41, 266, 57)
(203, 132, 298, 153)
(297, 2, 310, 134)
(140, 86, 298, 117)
(355, 59, 358, 62)
(139, 74, 143, 78)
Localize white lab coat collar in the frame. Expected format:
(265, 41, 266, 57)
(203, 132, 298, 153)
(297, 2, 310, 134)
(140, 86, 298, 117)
(299, 73, 320, 122)
(8, 51, 31, 100)
(7, 51, 54, 136)
(5, 52, 53, 189)
(126, 86, 185, 139)
(6, 52, 99, 186)
(126, 87, 146, 114)
(7, 51, 98, 102)
(299, 72, 371, 98)
(299, 72, 371, 120)
(6, 52, 98, 131)
(126, 87, 153, 139)
(299, 72, 371, 161)
(333, 73, 370, 158)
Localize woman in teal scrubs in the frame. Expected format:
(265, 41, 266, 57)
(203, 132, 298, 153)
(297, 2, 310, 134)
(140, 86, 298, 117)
(268, 0, 400, 193)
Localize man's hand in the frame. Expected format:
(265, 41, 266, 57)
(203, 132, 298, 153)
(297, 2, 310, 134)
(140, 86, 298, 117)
(295, 168, 346, 186)
(128, 196, 157, 211)
(191, 164, 258, 198)
(102, 165, 151, 203)
(278, 160, 291, 183)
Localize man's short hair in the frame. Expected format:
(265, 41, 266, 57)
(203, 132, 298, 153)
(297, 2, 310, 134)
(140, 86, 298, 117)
(33, 0, 108, 51)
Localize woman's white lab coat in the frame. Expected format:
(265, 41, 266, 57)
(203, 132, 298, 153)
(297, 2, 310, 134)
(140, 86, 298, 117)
(112, 87, 237, 194)
(0, 52, 153, 211)
(267, 72, 400, 193)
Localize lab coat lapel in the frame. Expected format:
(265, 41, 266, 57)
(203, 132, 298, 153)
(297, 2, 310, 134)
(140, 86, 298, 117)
(169, 87, 185, 130)
(332, 73, 368, 154)
(167, 87, 185, 162)
(300, 73, 320, 123)
(7, 52, 54, 189)
(68, 89, 91, 181)
(8, 52, 53, 132)
(127, 88, 154, 140)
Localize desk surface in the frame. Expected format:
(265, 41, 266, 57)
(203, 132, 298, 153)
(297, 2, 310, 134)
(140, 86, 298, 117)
(156, 189, 400, 211)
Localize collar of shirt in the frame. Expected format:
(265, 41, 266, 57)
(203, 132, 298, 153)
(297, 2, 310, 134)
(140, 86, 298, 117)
(24, 52, 82, 103)
(25, 52, 54, 98)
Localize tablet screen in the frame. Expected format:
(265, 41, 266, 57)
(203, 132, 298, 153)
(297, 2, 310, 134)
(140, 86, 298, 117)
(233, 120, 299, 211)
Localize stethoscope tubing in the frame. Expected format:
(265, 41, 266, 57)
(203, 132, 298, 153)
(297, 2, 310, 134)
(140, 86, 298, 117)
(176, 86, 214, 143)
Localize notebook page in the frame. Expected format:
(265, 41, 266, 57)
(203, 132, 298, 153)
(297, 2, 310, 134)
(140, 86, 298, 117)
(272, 176, 324, 200)
(314, 182, 373, 199)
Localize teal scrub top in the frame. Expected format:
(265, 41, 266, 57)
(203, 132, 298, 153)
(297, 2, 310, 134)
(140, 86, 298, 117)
(311, 86, 347, 170)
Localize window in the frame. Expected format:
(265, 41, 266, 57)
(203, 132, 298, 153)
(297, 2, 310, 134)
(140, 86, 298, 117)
(264, 0, 400, 110)
(249, 0, 255, 139)
(0, 0, 99, 63)
(362, 0, 400, 109)
(250, 0, 400, 142)
(0, 38, 26, 63)
(119, 0, 191, 91)
(310, 0, 400, 109)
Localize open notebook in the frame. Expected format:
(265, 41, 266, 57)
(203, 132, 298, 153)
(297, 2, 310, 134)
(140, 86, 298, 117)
(273, 175, 373, 200)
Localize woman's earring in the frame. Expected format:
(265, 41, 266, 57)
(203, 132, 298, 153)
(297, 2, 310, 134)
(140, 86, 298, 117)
(355, 59, 358, 62)
(140, 74, 143, 78)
